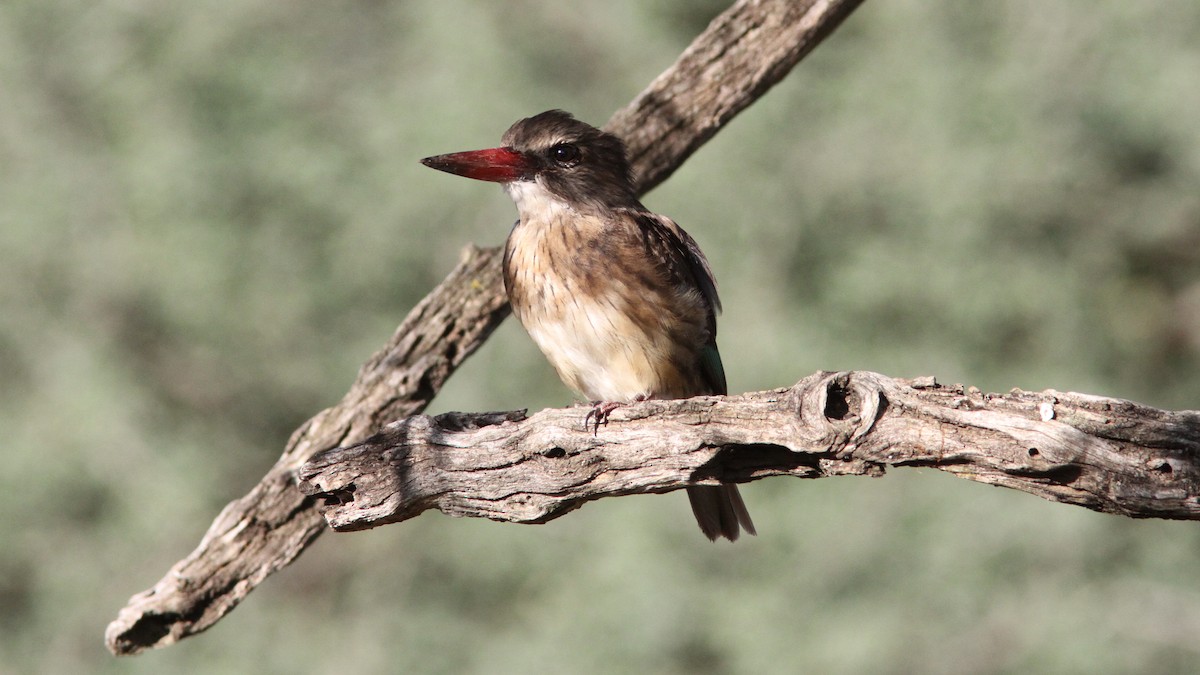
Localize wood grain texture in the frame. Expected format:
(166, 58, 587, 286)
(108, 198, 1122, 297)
(298, 372, 1200, 530)
(106, 245, 510, 654)
(106, 0, 867, 655)
(609, 0, 867, 193)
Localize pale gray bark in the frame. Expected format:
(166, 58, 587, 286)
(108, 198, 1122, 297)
(297, 372, 1200, 530)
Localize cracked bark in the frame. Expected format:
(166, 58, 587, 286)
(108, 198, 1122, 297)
(297, 372, 1200, 530)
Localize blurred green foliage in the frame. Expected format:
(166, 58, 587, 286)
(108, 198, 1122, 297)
(2, 1, 1198, 673)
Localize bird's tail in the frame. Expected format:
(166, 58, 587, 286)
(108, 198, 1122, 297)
(687, 485, 756, 542)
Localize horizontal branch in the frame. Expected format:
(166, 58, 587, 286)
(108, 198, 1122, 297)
(298, 371, 1200, 529)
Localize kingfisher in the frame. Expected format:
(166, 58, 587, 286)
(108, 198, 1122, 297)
(421, 110, 754, 541)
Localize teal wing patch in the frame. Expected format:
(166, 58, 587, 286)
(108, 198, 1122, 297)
(700, 343, 728, 396)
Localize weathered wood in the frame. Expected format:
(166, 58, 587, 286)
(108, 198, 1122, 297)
(297, 372, 1200, 530)
(608, 0, 866, 193)
(106, 0, 867, 655)
(105, 245, 510, 655)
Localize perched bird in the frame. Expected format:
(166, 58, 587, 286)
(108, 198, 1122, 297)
(421, 110, 754, 541)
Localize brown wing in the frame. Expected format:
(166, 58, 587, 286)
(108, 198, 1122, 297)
(624, 210, 720, 313)
(625, 209, 727, 396)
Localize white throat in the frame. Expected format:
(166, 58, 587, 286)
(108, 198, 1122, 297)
(504, 179, 575, 223)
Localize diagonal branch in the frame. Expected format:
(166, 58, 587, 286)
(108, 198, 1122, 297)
(106, 0, 867, 656)
(297, 372, 1200, 530)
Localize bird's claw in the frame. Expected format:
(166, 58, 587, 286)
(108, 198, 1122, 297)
(585, 401, 624, 435)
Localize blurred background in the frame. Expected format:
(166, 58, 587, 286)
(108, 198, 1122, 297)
(2, 0, 1199, 672)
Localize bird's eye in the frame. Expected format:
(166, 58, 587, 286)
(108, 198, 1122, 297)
(549, 143, 580, 166)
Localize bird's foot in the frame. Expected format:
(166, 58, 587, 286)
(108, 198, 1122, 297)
(585, 401, 623, 435)
(584, 395, 646, 435)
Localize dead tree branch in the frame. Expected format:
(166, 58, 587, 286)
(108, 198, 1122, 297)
(297, 372, 1200, 530)
(106, 0, 867, 656)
